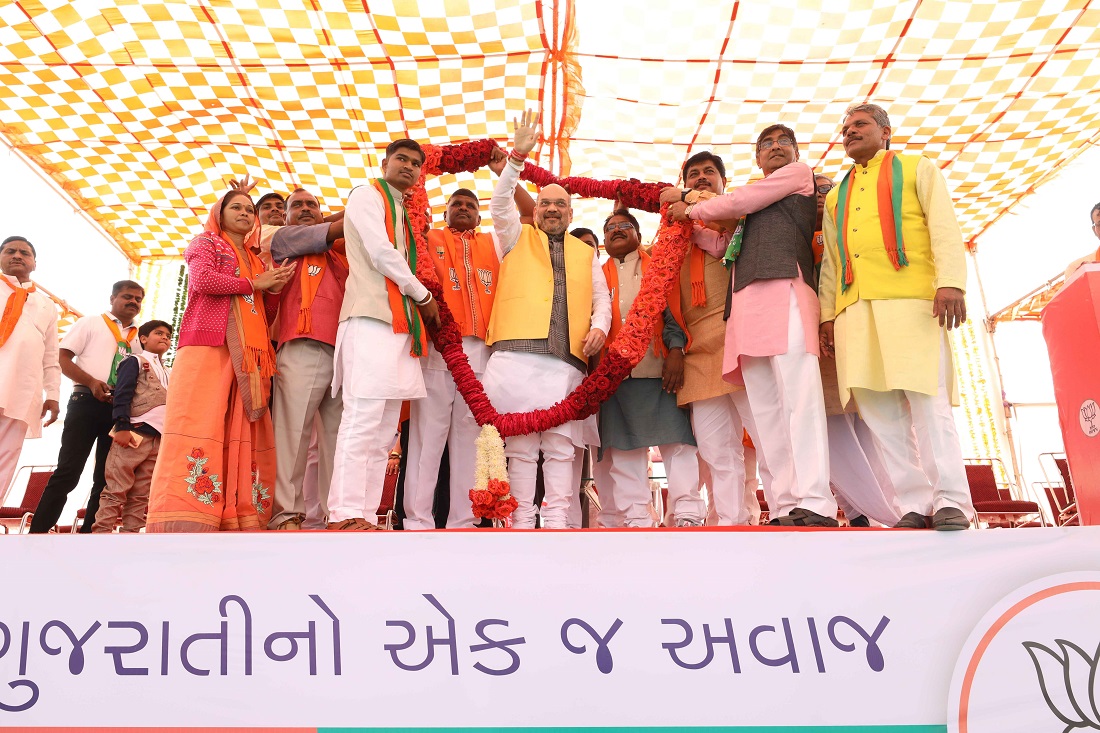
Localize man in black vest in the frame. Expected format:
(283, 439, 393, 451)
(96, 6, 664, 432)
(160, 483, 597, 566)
(666, 125, 836, 527)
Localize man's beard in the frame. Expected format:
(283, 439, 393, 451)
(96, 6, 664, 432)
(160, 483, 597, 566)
(539, 216, 567, 236)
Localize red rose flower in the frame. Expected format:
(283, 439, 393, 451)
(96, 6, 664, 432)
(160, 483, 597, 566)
(195, 475, 215, 494)
(211, 492, 222, 504)
(190, 448, 204, 459)
(470, 489, 494, 508)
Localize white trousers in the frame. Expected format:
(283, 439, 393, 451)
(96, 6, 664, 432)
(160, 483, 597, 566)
(594, 443, 703, 527)
(505, 431, 575, 529)
(690, 391, 770, 525)
(851, 337, 975, 519)
(827, 413, 902, 526)
(0, 415, 28, 502)
(740, 288, 835, 519)
(404, 367, 481, 529)
(329, 397, 402, 523)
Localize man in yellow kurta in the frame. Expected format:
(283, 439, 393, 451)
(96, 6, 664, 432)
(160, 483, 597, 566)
(818, 103, 974, 531)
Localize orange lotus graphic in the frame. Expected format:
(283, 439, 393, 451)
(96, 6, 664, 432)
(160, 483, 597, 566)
(1024, 640, 1100, 731)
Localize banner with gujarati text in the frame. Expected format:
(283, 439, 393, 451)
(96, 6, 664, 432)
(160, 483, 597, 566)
(1, 529, 1098, 732)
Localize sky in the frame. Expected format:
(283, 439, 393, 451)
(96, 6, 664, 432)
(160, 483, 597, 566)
(2, 138, 1097, 518)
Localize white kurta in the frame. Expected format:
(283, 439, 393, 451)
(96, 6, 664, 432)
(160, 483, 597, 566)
(331, 317, 426, 401)
(0, 282, 60, 438)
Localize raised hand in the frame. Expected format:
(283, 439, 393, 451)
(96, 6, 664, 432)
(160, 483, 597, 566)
(512, 108, 540, 157)
(228, 174, 257, 195)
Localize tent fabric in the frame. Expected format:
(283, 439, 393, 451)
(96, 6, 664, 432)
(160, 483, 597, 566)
(1, 0, 1099, 262)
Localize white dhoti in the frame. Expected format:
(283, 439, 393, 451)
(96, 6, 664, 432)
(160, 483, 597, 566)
(690, 391, 770, 525)
(404, 338, 490, 530)
(330, 318, 425, 524)
(851, 333, 974, 520)
(740, 289, 835, 519)
(827, 413, 902, 526)
(483, 351, 584, 529)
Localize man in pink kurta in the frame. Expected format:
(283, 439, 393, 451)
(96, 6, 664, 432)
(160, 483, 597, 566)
(668, 125, 836, 527)
(0, 236, 60, 500)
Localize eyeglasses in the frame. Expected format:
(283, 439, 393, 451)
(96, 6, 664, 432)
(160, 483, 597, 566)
(757, 137, 794, 152)
(817, 184, 835, 194)
(603, 222, 635, 233)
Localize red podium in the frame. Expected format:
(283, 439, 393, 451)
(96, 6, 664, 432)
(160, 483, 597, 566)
(1042, 264, 1100, 525)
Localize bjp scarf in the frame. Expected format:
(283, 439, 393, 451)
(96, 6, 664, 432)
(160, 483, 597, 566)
(100, 314, 137, 387)
(834, 150, 908, 292)
(371, 179, 428, 357)
(0, 275, 35, 348)
(297, 239, 349, 335)
(203, 193, 277, 420)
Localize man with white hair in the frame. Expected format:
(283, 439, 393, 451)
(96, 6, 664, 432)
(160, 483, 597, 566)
(483, 109, 611, 529)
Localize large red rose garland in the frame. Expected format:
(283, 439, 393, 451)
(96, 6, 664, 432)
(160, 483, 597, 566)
(403, 139, 693, 438)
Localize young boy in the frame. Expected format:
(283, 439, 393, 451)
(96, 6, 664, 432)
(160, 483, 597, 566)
(93, 320, 172, 532)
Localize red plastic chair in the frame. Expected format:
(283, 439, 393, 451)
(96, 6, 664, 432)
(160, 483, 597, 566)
(0, 465, 56, 534)
(965, 462, 1044, 528)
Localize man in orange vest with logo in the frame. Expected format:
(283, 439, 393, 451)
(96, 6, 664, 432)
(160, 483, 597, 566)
(483, 109, 612, 529)
(403, 175, 533, 530)
(819, 103, 973, 531)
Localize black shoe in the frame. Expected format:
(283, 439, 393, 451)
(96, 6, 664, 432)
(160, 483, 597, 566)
(848, 514, 870, 528)
(894, 512, 931, 529)
(932, 506, 970, 531)
(768, 507, 840, 528)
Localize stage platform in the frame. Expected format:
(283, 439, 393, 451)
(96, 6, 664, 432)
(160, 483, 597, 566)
(2, 527, 1098, 732)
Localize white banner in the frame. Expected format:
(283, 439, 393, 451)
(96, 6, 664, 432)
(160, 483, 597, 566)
(1, 529, 1099, 731)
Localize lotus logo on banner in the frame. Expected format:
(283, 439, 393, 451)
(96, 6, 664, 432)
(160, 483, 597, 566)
(948, 573, 1100, 733)
(1024, 639, 1100, 730)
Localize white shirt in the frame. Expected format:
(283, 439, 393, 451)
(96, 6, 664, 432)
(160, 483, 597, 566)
(0, 279, 60, 436)
(59, 313, 142, 386)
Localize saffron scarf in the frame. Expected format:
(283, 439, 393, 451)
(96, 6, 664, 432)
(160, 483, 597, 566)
(297, 239, 349, 335)
(0, 275, 34, 348)
(203, 193, 276, 420)
(431, 227, 498, 340)
(688, 246, 708, 308)
(371, 179, 428, 357)
(834, 150, 908, 292)
(100, 314, 137, 388)
(603, 250, 676, 358)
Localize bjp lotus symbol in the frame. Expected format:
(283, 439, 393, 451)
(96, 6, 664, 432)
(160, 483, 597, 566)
(1024, 640, 1100, 731)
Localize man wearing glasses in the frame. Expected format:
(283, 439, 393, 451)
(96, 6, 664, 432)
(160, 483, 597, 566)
(483, 109, 611, 529)
(667, 125, 837, 528)
(818, 103, 972, 531)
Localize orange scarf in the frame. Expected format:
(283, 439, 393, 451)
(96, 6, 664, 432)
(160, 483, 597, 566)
(297, 239, 350, 335)
(603, 250, 672, 358)
(688, 245, 707, 307)
(429, 227, 498, 340)
(0, 275, 34, 348)
(204, 193, 276, 420)
(101, 314, 138, 387)
(371, 179, 428, 357)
